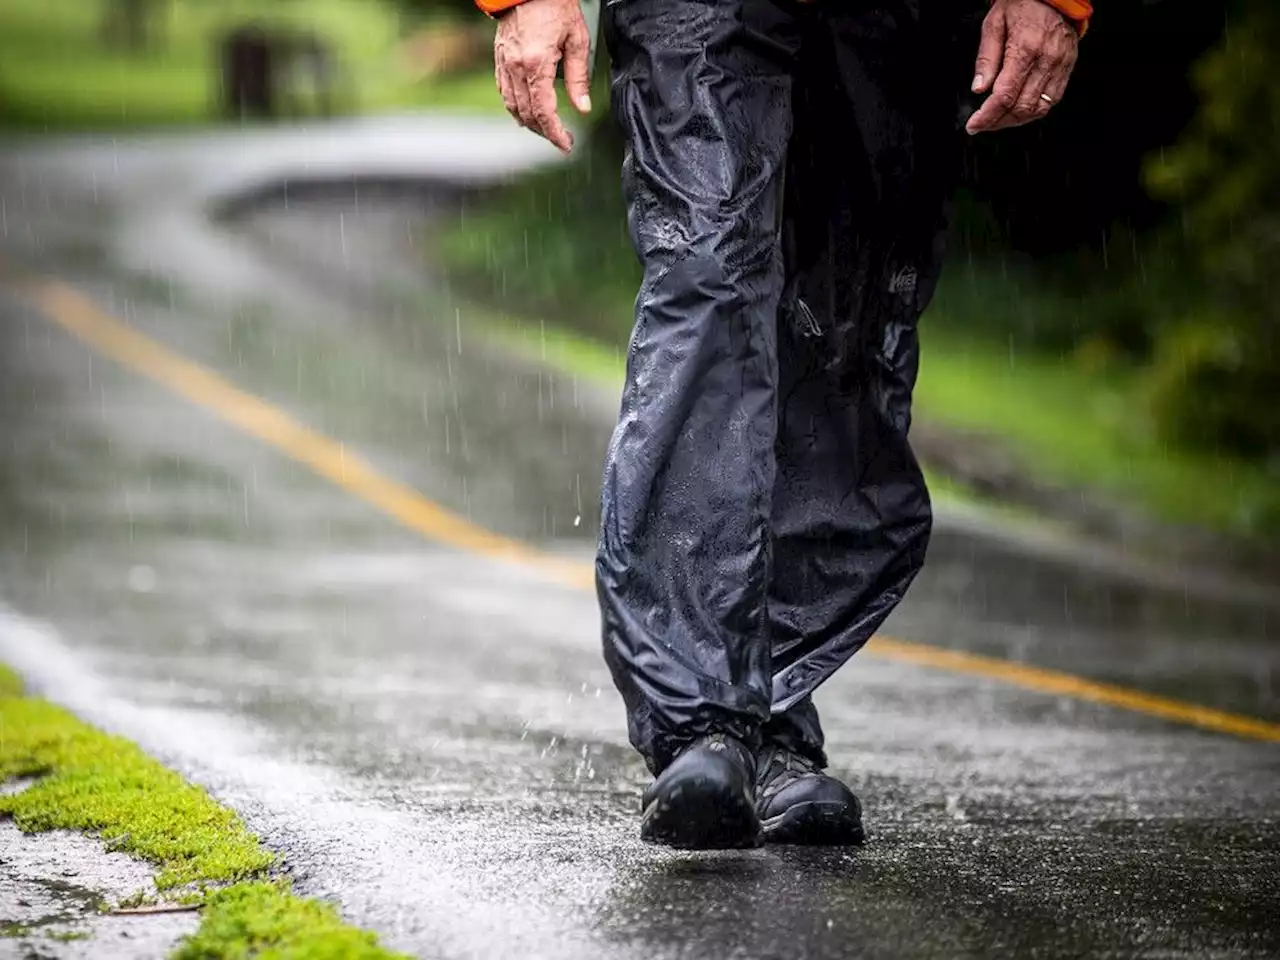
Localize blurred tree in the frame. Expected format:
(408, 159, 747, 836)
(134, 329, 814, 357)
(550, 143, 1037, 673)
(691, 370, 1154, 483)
(100, 0, 169, 53)
(1144, 0, 1280, 459)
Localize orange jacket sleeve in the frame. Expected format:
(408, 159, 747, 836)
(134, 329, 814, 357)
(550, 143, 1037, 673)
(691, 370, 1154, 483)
(1040, 0, 1092, 35)
(475, 0, 526, 18)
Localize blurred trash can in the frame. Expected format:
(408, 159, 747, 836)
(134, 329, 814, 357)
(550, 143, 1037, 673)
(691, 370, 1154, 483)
(218, 25, 342, 120)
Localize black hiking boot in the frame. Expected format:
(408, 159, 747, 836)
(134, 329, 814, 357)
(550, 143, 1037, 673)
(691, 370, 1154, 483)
(755, 743, 865, 846)
(640, 733, 762, 850)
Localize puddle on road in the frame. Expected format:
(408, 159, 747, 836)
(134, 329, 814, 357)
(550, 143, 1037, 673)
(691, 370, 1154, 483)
(1, 783, 199, 959)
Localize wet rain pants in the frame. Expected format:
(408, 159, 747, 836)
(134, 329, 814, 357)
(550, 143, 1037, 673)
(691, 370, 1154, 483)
(596, 0, 983, 775)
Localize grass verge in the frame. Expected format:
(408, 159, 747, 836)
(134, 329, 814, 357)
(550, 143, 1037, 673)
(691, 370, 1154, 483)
(436, 153, 1280, 543)
(0, 0, 501, 132)
(0, 664, 407, 958)
(911, 323, 1280, 539)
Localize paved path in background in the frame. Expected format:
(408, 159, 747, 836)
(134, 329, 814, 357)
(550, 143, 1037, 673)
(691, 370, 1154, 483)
(0, 119, 1277, 959)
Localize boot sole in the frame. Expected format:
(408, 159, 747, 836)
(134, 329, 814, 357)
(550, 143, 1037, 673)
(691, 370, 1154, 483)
(761, 800, 866, 846)
(640, 780, 762, 850)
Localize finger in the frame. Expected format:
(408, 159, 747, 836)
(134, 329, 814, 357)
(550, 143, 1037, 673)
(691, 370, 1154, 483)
(965, 79, 1012, 133)
(1042, 44, 1077, 105)
(508, 61, 537, 133)
(495, 45, 519, 121)
(498, 64, 520, 123)
(1012, 30, 1078, 128)
(967, 41, 1034, 134)
(562, 23, 593, 115)
(972, 9, 1006, 93)
(527, 59, 573, 153)
(1002, 56, 1053, 128)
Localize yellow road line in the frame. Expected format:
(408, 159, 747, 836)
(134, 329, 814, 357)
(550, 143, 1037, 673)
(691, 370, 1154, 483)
(11, 274, 1280, 745)
(24, 278, 592, 591)
(869, 638, 1280, 743)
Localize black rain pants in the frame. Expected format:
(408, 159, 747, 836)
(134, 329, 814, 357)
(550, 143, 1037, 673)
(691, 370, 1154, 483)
(596, 0, 983, 775)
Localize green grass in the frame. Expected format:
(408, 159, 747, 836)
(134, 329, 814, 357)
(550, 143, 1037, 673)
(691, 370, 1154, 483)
(439, 140, 637, 346)
(436, 155, 1280, 543)
(913, 322, 1280, 539)
(0, 0, 501, 131)
(0, 664, 22, 698)
(0, 665, 408, 958)
(417, 67, 511, 115)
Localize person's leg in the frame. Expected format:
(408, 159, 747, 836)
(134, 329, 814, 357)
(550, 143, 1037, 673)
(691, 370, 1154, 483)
(597, 0, 801, 781)
(764, 1, 983, 758)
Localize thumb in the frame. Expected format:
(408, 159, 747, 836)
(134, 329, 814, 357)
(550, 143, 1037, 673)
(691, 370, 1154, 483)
(972, 10, 1006, 93)
(563, 24, 592, 114)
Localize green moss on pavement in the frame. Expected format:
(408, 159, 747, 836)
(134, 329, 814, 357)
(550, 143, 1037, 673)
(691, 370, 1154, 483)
(0, 665, 408, 959)
(174, 883, 404, 960)
(0, 675, 272, 889)
(47, 931, 92, 943)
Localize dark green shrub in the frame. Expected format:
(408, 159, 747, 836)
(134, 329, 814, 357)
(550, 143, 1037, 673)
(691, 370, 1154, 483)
(1147, 321, 1280, 460)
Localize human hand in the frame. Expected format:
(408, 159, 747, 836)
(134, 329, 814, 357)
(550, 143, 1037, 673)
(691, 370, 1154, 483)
(494, 0, 593, 153)
(966, 0, 1080, 135)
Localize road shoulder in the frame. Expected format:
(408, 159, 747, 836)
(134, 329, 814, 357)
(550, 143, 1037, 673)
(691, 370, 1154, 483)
(0, 663, 408, 959)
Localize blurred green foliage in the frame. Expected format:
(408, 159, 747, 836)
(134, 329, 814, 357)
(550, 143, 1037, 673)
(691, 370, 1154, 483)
(1146, 321, 1279, 463)
(1144, 0, 1280, 461)
(442, 138, 635, 343)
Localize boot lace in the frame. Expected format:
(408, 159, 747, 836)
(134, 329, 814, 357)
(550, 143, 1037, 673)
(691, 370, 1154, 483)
(756, 743, 819, 802)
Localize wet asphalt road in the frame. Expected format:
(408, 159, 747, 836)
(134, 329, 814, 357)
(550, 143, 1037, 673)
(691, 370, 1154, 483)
(0, 119, 1278, 959)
